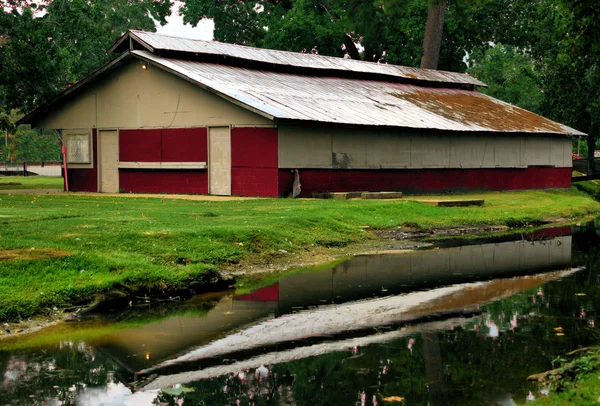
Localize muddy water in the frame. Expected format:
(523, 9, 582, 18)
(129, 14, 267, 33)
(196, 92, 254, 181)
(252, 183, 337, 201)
(1, 223, 599, 405)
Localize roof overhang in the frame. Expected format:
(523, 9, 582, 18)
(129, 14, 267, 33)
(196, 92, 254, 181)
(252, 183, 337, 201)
(17, 50, 276, 128)
(18, 44, 586, 137)
(109, 30, 487, 88)
(17, 52, 131, 127)
(131, 50, 275, 121)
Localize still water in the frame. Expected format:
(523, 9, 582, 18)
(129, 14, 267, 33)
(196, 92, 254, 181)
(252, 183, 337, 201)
(1, 223, 599, 405)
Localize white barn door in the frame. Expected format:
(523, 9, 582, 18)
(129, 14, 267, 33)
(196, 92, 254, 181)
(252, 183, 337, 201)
(99, 129, 119, 193)
(209, 126, 231, 196)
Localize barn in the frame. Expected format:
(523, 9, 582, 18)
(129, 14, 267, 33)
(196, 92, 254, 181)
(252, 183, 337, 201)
(18, 30, 583, 197)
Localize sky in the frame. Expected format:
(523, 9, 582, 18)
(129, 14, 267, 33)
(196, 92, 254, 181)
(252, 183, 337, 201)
(155, 1, 214, 41)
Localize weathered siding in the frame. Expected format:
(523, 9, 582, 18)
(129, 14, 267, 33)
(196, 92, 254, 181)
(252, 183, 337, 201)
(278, 124, 572, 170)
(278, 167, 572, 197)
(231, 127, 278, 197)
(38, 60, 272, 130)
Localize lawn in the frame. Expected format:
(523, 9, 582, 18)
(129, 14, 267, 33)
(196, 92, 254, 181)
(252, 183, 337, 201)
(0, 188, 598, 321)
(0, 176, 63, 190)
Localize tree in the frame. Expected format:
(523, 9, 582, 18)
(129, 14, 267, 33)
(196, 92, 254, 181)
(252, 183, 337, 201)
(1, 0, 172, 114)
(468, 44, 544, 114)
(530, 0, 600, 173)
(420, 0, 447, 69)
(1, 1, 173, 162)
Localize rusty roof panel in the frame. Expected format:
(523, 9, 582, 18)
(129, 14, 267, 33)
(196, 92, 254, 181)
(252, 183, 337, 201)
(128, 30, 485, 87)
(133, 50, 583, 136)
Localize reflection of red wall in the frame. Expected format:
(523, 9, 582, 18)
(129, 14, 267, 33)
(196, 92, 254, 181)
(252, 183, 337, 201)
(278, 167, 572, 197)
(526, 226, 572, 240)
(120, 128, 207, 162)
(67, 129, 98, 192)
(231, 128, 278, 197)
(120, 170, 208, 194)
(235, 283, 279, 302)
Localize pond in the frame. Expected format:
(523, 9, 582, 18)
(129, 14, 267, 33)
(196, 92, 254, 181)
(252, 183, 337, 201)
(1, 222, 599, 405)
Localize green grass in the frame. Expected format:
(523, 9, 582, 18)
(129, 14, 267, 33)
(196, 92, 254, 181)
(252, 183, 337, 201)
(574, 179, 600, 200)
(527, 350, 600, 405)
(0, 188, 598, 321)
(0, 176, 63, 190)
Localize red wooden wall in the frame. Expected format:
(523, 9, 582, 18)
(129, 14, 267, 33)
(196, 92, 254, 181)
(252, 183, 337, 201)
(118, 128, 208, 194)
(66, 129, 98, 192)
(119, 169, 208, 194)
(231, 127, 278, 197)
(278, 167, 572, 197)
(119, 128, 207, 162)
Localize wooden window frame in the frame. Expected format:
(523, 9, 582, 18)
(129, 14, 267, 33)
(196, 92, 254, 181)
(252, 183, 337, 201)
(63, 129, 94, 169)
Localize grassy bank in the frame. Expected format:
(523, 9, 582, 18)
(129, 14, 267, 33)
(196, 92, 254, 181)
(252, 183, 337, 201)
(0, 188, 598, 321)
(574, 178, 600, 201)
(0, 176, 63, 190)
(527, 349, 600, 405)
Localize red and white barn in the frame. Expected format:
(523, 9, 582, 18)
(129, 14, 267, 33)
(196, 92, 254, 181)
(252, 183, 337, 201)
(19, 30, 583, 197)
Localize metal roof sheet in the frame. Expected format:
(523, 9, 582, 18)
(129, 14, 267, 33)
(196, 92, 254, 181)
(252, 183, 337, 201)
(124, 30, 486, 88)
(133, 50, 583, 136)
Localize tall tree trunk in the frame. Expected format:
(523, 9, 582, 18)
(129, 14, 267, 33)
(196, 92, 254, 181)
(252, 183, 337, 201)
(422, 332, 446, 404)
(420, 0, 447, 70)
(343, 35, 361, 60)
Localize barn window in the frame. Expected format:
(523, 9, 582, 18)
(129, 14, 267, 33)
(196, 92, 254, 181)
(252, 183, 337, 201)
(66, 133, 91, 164)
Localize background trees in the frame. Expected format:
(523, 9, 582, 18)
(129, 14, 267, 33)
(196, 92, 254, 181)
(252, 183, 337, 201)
(0, 0, 172, 161)
(1, 0, 597, 168)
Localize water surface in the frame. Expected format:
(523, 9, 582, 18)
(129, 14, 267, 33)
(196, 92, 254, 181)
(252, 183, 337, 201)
(1, 224, 598, 405)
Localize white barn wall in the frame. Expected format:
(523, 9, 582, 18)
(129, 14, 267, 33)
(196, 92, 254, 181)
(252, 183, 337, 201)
(38, 61, 272, 131)
(278, 123, 572, 169)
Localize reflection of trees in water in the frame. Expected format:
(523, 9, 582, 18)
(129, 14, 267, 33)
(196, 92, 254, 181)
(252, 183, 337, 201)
(157, 244, 600, 405)
(0, 341, 119, 404)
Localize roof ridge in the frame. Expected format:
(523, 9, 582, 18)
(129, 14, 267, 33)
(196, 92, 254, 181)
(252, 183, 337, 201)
(127, 29, 477, 82)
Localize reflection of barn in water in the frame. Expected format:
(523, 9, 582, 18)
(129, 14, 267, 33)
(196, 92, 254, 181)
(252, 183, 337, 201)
(90, 229, 573, 384)
(237, 227, 572, 315)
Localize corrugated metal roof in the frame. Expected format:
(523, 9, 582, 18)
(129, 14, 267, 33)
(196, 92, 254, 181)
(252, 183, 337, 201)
(124, 30, 485, 88)
(133, 50, 584, 136)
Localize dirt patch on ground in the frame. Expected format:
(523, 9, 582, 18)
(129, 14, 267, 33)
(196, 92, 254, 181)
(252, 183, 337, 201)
(377, 224, 511, 240)
(223, 246, 347, 277)
(0, 248, 71, 262)
(0, 318, 62, 339)
(221, 224, 511, 277)
(0, 182, 22, 186)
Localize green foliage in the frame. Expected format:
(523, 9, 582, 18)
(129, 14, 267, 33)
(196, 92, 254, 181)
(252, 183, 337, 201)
(0, 0, 172, 113)
(528, 351, 600, 405)
(1, 126, 61, 162)
(468, 45, 544, 114)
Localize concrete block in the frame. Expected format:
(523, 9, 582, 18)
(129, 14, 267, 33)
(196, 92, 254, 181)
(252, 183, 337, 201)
(437, 199, 484, 207)
(361, 191, 403, 199)
(330, 192, 351, 199)
(346, 191, 367, 199)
